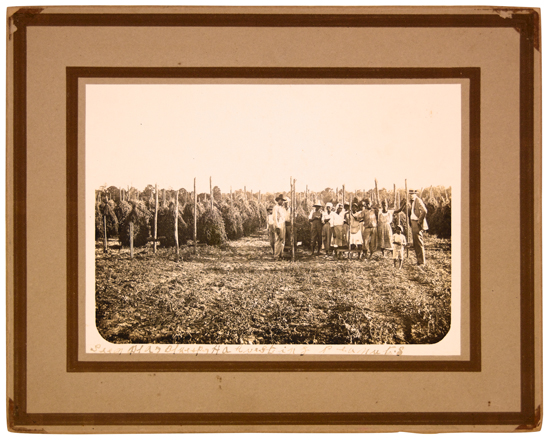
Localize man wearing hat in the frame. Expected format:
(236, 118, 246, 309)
(322, 202, 335, 255)
(407, 189, 428, 265)
(272, 194, 287, 259)
(308, 201, 323, 255)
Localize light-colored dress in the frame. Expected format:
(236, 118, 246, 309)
(377, 209, 394, 250)
(348, 211, 363, 245)
(331, 211, 345, 247)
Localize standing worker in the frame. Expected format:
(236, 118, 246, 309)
(355, 198, 378, 260)
(272, 194, 287, 260)
(322, 202, 335, 255)
(308, 201, 323, 255)
(397, 189, 428, 266)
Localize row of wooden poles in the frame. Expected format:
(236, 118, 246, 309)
(105, 177, 446, 212)
(103, 177, 422, 261)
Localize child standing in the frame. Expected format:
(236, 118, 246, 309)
(392, 225, 407, 269)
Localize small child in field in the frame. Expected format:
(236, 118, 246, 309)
(392, 225, 407, 269)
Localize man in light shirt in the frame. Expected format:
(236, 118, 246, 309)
(272, 194, 287, 260)
(322, 202, 335, 255)
(407, 189, 428, 266)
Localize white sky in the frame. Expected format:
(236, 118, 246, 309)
(86, 83, 461, 194)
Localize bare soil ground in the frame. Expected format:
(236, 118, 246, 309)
(96, 231, 451, 345)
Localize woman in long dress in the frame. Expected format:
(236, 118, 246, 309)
(377, 199, 395, 257)
(348, 203, 364, 256)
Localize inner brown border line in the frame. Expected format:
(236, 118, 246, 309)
(66, 66, 480, 374)
(11, 11, 537, 428)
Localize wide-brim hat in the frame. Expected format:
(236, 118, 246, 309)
(313, 201, 322, 207)
(275, 194, 285, 202)
(337, 203, 344, 209)
(408, 189, 418, 194)
(325, 202, 333, 208)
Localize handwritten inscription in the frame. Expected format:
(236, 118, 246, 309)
(89, 343, 405, 356)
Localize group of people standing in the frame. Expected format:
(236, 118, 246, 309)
(267, 190, 428, 268)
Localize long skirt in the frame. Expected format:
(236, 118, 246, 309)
(349, 230, 363, 245)
(377, 222, 393, 250)
(332, 225, 344, 247)
(322, 223, 332, 252)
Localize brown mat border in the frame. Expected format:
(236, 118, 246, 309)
(10, 10, 537, 429)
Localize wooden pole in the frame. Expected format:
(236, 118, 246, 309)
(342, 184, 345, 205)
(153, 184, 158, 253)
(393, 184, 397, 208)
(291, 178, 295, 262)
(244, 186, 247, 201)
(405, 179, 410, 258)
(103, 214, 108, 253)
(193, 178, 197, 254)
(175, 190, 179, 262)
(375, 178, 380, 205)
(210, 176, 213, 210)
(129, 221, 134, 259)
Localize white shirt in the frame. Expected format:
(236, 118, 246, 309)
(410, 198, 418, 221)
(332, 211, 345, 226)
(272, 204, 287, 229)
(323, 210, 336, 227)
(267, 213, 274, 226)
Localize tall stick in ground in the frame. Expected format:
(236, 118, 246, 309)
(154, 184, 158, 253)
(129, 220, 134, 259)
(405, 179, 409, 258)
(194, 178, 197, 255)
(175, 189, 180, 262)
(291, 177, 295, 262)
(210, 176, 213, 211)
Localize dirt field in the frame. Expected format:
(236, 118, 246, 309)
(95, 231, 451, 345)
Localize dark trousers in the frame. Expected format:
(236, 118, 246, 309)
(310, 221, 323, 253)
(411, 220, 426, 264)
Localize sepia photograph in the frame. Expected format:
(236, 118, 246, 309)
(87, 82, 461, 354)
